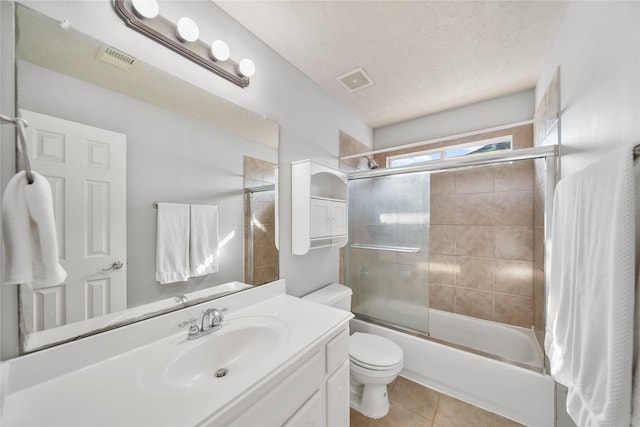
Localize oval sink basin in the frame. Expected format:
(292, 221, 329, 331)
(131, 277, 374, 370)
(137, 315, 291, 391)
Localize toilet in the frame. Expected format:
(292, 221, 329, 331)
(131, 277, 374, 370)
(302, 283, 403, 419)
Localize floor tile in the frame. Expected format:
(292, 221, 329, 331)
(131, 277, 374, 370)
(349, 375, 524, 427)
(350, 408, 374, 427)
(371, 401, 432, 427)
(389, 376, 439, 420)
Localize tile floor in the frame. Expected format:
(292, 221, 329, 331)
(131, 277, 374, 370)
(350, 376, 525, 427)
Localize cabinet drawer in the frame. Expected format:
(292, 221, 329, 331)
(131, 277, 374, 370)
(231, 351, 323, 426)
(326, 328, 349, 374)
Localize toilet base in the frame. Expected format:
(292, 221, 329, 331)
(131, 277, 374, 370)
(350, 382, 391, 419)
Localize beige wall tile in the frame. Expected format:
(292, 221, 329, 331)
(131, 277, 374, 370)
(455, 226, 495, 257)
(429, 254, 458, 285)
(455, 288, 493, 320)
(430, 225, 456, 255)
(494, 161, 533, 192)
(494, 260, 532, 296)
(456, 256, 494, 290)
(494, 191, 532, 226)
(533, 265, 545, 308)
(533, 226, 545, 267)
(495, 226, 532, 261)
(511, 124, 534, 150)
(431, 196, 456, 225)
(430, 284, 455, 312)
(455, 166, 494, 194)
(431, 171, 455, 196)
(455, 193, 494, 225)
(533, 183, 545, 227)
(494, 294, 533, 328)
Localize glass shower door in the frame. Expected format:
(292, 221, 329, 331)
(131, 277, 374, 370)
(347, 171, 431, 335)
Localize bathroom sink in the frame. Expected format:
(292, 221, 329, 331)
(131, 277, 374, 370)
(137, 315, 291, 391)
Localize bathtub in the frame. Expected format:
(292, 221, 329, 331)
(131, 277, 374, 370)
(350, 300, 554, 426)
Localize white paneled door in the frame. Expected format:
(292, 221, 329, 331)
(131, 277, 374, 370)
(19, 109, 127, 332)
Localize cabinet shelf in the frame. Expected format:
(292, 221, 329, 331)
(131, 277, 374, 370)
(292, 160, 348, 255)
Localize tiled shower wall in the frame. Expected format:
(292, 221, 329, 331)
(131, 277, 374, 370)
(243, 156, 278, 285)
(340, 125, 540, 329)
(427, 159, 535, 327)
(532, 69, 560, 344)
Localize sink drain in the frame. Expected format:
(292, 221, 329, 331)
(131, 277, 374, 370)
(215, 368, 229, 378)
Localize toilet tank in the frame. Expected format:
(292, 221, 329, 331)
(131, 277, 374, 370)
(302, 283, 352, 311)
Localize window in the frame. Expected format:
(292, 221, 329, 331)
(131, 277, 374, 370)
(387, 136, 512, 168)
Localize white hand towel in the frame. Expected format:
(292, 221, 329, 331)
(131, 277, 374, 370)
(189, 204, 219, 277)
(2, 171, 66, 288)
(155, 203, 190, 284)
(546, 145, 635, 427)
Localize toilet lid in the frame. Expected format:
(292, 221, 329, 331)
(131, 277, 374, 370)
(349, 332, 403, 368)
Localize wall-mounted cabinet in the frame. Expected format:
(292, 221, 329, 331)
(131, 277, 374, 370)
(292, 160, 348, 255)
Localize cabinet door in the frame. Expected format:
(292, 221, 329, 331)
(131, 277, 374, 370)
(330, 201, 348, 236)
(326, 360, 350, 427)
(283, 389, 325, 427)
(310, 198, 332, 238)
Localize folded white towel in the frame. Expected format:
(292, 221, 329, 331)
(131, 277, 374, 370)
(546, 145, 635, 426)
(155, 203, 190, 284)
(2, 171, 66, 288)
(189, 204, 219, 277)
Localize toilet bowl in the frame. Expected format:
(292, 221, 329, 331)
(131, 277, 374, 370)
(302, 284, 404, 419)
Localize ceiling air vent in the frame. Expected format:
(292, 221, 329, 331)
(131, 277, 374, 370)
(96, 44, 137, 72)
(336, 67, 374, 93)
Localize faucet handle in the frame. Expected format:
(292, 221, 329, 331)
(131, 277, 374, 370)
(187, 324, 200, 338)
(210, 308, 224, 327)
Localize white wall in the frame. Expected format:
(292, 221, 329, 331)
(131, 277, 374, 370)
(536, 1, 640, 178)
(374, 89, 534, 149)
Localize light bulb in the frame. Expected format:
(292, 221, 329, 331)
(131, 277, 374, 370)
(210, 40, 230, 62)
(131, 0, 159, 19)
(238, 58, 256, 78)
(176, 17, 199, 43)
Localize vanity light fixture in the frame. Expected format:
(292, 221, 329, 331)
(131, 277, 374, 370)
(114, 0, 254, 88)
(131, 0, 159, 19)
(238, 58, 256, 78)
(210, 40, 230, 62)
(175, 17, 199, 43)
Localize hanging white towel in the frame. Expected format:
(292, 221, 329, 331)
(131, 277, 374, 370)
(546, 145, 636, 427)
(189, 204, 219, 277)
(155, 203, 190, 284)
(2, 171, 66, 288)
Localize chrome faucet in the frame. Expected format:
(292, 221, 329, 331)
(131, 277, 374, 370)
(187, 308, 225, 340)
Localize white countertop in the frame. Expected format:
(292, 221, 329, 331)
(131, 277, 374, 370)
(2, 284, 351, 426)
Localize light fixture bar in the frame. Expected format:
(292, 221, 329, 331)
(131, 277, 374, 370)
(113, 0, 250, 88)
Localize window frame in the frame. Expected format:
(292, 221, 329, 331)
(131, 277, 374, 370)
(386, 135, 513, 168)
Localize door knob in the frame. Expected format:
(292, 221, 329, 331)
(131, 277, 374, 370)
(102, 261, 124, 271)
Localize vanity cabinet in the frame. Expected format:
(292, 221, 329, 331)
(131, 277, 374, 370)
(210, 323, 351, 427)
(292, 160, 349, 255)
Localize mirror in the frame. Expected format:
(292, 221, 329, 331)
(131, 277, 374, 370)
(6, 4, 279, 353)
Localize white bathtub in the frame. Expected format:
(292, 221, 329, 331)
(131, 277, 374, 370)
(354, 297, 545, 369)
(350, 301, 555, 426)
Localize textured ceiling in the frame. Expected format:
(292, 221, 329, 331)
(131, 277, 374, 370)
(216, 1, 566, 128)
